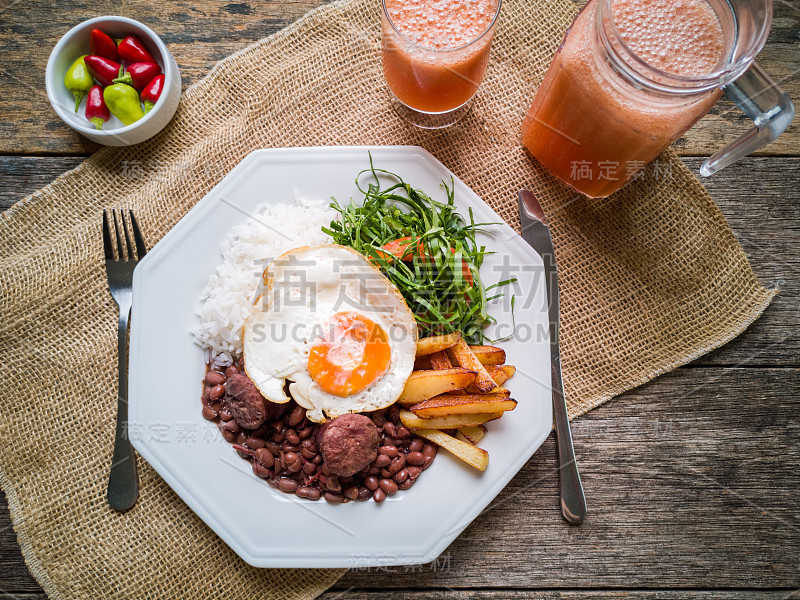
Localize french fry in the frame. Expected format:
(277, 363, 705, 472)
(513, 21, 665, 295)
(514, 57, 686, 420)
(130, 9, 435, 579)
(486, 364, 515, 386)
(447, 338, 496, 393)
(456, 425, 487, 445)
(429, 350, 452, 370)
(410, 394, 517, 418)
(415, 429, 489, 471)
(414, 355, 431, 370)
(398, 368, 477, 406)
(399, 409, 502, 431)
(468, 345, 506, 366)
(416, 332, 461, 356)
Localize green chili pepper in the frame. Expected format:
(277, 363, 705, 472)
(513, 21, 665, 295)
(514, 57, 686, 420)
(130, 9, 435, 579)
(103, 83, 144, 126)
(64, 55, 93, 113)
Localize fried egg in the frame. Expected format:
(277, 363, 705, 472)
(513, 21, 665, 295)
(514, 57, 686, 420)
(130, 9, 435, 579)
(243, 245, 418, 423)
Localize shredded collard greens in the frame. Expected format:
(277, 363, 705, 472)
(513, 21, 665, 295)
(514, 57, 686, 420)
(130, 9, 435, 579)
(322, 159, 514, 343)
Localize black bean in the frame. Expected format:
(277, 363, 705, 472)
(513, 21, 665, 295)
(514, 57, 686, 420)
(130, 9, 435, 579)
(324, 492, 344, 503)
(286, 429, 300, 445)
(288, 405, 306, 427)
(422, 442, 438, 458)
(252, 462, 271, 478)
(374, 454, 392, 468)
(387, 455, 406, 474)
(379, 445, 398, 458)
(379, 478, 398, 495)
(255, 448, 275, 468)
(205, 371, 226, 386)
(245, 436, 265, 449)
(277, 478, 298, 493)
(264, 441, 281, 455)
(296, 486, 321, 500)
(406, 451, 425, 466)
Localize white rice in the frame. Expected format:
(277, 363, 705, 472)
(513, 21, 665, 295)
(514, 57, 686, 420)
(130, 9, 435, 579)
(191, 195, 337, 366)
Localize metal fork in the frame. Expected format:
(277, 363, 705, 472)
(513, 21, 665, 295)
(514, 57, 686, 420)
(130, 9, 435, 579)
(103, 209, 147, 511)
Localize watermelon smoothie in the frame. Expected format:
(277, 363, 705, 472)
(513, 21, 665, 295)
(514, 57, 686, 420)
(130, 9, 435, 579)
(381, 0, 500, 115)
(522, 0, 727, 198)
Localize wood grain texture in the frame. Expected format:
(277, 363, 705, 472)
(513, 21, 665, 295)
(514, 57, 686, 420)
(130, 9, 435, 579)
(0, 0, 796, 154)
(1, 368, 798, 592)
(322, 593, 800, 599)
(4, 593, 800, 600)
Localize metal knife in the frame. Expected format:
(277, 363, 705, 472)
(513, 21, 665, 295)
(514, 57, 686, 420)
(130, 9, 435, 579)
(518, 189, 587, 525)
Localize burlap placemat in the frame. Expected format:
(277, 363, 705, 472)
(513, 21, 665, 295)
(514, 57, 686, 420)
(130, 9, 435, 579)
(0, 0, 775, 597)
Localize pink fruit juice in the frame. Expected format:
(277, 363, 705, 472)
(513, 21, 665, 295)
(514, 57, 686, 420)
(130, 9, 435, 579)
(382, 0, 500, 113)
(521, 0, 726, 198)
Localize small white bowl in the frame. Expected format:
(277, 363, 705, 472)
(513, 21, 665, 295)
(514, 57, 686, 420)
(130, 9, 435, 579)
(46, 16, 181, 146)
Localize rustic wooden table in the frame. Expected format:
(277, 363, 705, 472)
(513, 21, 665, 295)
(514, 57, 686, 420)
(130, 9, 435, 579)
(1, 1, 798, 598)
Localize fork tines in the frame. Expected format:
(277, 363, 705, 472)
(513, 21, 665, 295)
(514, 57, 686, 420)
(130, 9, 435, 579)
(103, 209, 147, 261)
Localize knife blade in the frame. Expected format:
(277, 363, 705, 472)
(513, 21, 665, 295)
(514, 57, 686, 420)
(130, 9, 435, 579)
(518, 189, 587, 525)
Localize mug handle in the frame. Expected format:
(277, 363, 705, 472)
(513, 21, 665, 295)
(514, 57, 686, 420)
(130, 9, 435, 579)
(700, 62, 795, 177)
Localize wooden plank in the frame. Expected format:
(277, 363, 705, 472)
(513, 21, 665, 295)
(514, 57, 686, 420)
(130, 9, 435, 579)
(0, 492, 39, 591)
(0, 157, 83, 212)
(682, 157, 800, 367)
(1, 367, 797, 592)
(322, 593, 798, 599)
(1, 0, 797, 154)
(2, 155, 797, 366)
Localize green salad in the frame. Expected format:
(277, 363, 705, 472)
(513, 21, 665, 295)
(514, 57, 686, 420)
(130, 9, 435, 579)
(323, 159, 514, 343)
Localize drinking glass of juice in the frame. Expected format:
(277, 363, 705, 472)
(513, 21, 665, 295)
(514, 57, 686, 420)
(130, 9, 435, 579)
(521, 0, 794, 198)
(381, 0, 501, 129)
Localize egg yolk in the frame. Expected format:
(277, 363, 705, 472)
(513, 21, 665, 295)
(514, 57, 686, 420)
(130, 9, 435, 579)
(307, 312, 392, 397)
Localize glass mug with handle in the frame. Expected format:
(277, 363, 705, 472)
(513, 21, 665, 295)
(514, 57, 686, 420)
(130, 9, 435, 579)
(521, 0, 794, 198)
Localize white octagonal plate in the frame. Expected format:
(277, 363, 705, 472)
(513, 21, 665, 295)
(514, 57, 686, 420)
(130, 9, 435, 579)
(129, 146, 552, 568)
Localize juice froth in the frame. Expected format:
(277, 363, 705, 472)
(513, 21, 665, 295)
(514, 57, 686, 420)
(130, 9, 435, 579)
(612, 0, 725, 75)
(385, 0, 498, 50)
(382, 0, 499, 113)
(521, 0, 726, 197)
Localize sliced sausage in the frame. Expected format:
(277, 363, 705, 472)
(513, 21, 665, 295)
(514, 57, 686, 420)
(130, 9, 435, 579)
(316, 414, 380, 477)
(224, 373, 283, 429)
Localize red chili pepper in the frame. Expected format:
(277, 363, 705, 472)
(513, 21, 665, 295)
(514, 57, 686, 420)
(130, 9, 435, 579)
(84, 85, 110, 129)
(113, 62, 162, 92)
(118, 34, 156, 63)
(84, 55, 123, 87)
(140, 74, 165, 113)
(89, 28, 119, 62)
